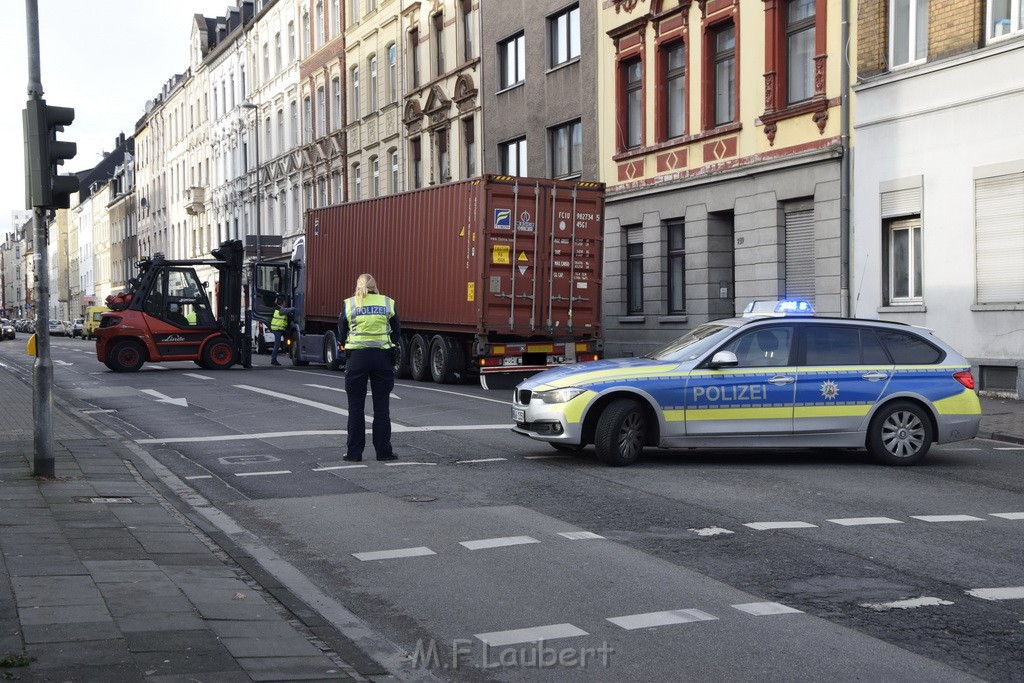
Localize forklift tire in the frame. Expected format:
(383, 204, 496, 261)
(203, 337, 237, 370)
(109, 340, 145, 373)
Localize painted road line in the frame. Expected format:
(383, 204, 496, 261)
(455, 458, 508, 464)
(689, 527, 735, 536)
(184, 373, 214, 380)
(81, 409, 116, 414)
(460, 536, 540, 550)
(384, 461, 437, 467)
(474, 624, 588, 647)
(394, 382, 512, 405)
(966, 587, 1024, 601)
(136, 430, 346, 444)
(995, 447, 1024, 450)
(313, 465, 369, 471)
(828, 517, 904, 526)
(235, 470, 292, 477)
(558, 531, 605, 540)
(991, 512, 1024, 520)
(860, 597, 953, 611)
(184, 475, 214, 480)
(524, 455, 571, 460)
(744, 521, 818, 530)
(404, 424, 509, 432)
(352, 547, 436, 561)
(607, 609, 718, 630)
(911, 515, 986, 523)
(146, 365, 170, 370)
(731, 602, 803, 616)
(236, 384, 349, 416)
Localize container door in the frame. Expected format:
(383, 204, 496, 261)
(484, 180, 546, 334)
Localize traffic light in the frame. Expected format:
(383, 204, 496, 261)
(23, 96, 79, 209)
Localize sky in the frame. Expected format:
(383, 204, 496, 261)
(1, 0, 238, 236)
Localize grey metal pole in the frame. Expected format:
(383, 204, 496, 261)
(26, 0, 54, 477)
(255, 114, 261, 261)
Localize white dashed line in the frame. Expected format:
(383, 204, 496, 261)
(524, 455, 571, 460)
(235, 470, 292, 477)
(744, 521, 818, 530)
(911, 515, 985, 523)
(352, 547, 436, 561)
(81, 409, 116, 414)
(474, 623, 588, 646)
(607, 609, 718, 630)
(184, 373, 214, 380)
(828, 517, 903, 526)
(313, 464, 368, 471)
(557, 531, 605, 540)
(991, 512, 1024, 520)
(860, 597, 954, 611)
(690, 527, 734, 536)
(184, 475, 213, 480)
(966, 587, 1024, 601)
(384, 461, 437, 467)
(455, 458, 508, 464)
(994, 447, 1024, 450)
(731, 602, 803, 616)
(460, 536, 540, 550)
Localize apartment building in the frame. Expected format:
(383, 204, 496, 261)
(853, 0, 1024, 397)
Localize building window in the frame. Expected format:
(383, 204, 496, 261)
(390, 148, 399, 192)
(331, 0, 340, 36)
(463, 116, 476, 177)
(265, 116, 272, 157)
(622, 57, 643, 149)
(331, 77, 341, 129)
(500, 137, 527, 176)
(626, 231, 644, 314)
(667, 221, 685, 313)
(549, 4, 580, 67)
(712, 23, 736, 126)
(302, 12, 311, 57)
(550, 119, 581, 178)
(975, 172, 1024, 303)
(370, 156, 380, 197)
(315, 0, 325, 48)
(351, 66, 360, 119)
(786, 0, 815, 104)
(316, 86, 326, 137)
(387, 43, 397, 103)
(369, 55, 378, 112)
(263, 43, 270, 81)
(352, 163, 361, 200)
(411, 138, 423, 188)
(332, 171, 341, 203)
(988, 0, 1024, 39)
(886, 218, 922, 303)
(288, 21, 296, 62)
(663, 42, 685, 139)
(462, 0, 476, 61)
(277, 108, 284, 151)
(369, 0, 377, 11)
(500, 33, 526, 89)
(437, 129, 450, 182)
(350, 0, 360, 24)
(290, 100, 298, 145)
(434, 12, 445, 77)
(303, 96, 312, 143)
(410, 27, 421, 88)
(889, 0, 928, 67)
(275, 33, 282, 72)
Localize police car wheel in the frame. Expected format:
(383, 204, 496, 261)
(595, 398, 646, 467)
(867, 400, 933, 466)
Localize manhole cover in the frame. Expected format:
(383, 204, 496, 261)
(82, 497, 134, 504)
(219, 455, 281, 465)
(402, 495, 437, 503)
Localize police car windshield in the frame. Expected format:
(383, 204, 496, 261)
(645, 324, 735, 362)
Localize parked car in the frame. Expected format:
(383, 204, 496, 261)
(70, 318, 84, 338)
(48, 320, 64, 336)
(1, 319, 15, 341)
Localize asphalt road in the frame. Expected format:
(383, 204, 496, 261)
(6, 336, 1023, 682)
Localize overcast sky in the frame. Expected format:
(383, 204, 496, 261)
(1, 0, 238, 235)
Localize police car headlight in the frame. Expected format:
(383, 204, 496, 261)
(533, 387, 586, 404)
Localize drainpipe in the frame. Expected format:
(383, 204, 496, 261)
(839, 0, 852, 317)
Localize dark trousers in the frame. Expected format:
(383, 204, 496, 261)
(270, 330, 284, 361)
(345, 348, 394, 458)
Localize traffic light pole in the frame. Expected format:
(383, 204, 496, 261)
(26, 0, 54, 478)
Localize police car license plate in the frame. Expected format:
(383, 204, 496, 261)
(512, 407, 525, 423)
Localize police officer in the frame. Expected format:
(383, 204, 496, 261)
(338, 273, 401, 462)
(269, 296, 293, 366)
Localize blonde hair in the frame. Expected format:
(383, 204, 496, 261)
(354, 273, 379, 306)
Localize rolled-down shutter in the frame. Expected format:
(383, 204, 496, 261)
(785, 208, 815, 302)
(975, 174, 1024, 303)
(881, 187, 921, 218)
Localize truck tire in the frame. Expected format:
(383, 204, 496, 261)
(109, 340, 145, 373)
(203, 337, 237, 370)
(324, 332, 342, 371)
(594, 398, 647, 467)
(409, 334, 430, 381)
(430, 335, 464, 384)
(394, 336, 411, 379)
(289, 332, 309, 366)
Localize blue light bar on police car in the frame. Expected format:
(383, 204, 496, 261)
(742, 299, 815, 317)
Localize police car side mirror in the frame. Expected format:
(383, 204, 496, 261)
(709, 350, 738, 369)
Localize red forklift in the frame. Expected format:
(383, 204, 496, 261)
(95, 240, 251, 372)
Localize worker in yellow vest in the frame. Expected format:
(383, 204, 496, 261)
(338, 274, 401, 461)
(269, 296, 293, 366)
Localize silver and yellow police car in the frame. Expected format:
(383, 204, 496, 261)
(511, 301, 981, 466)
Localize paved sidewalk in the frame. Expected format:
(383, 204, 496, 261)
(0, 367, 390, 682)
(977, 394, 1024, 445)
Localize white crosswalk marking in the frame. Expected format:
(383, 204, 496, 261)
(966, 587, 1024, 601)
(352, 547, 436, 561)
(474, 624, 588, 646)
(860, 597, 953, 611)
(607, 609, 718, 630)
(744, 521, 817, 530)
(460, 536, 540, 550)
(828, 517, 903, 526)
(911, 515, 985, 523)
(731, 602, 802, 616)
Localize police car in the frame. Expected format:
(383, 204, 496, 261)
(511, 301, 981, 466)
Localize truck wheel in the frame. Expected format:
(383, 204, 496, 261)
(203, 337, 237, 370)
(430, 335, 464, 384)
(109, 340, 145, 373)
(866, 400, 933, 465)
(409, 334, 430, 381)
(594, 398, 647, 466)
(289, 332, 309, 366)
(394, 336, 410, 379)
(324, 332, 341, 371)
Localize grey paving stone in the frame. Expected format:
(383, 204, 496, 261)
(194, 602, 281, 621)
(25, 637, 132, 666)
(162, 566, 238, 581)
(208, 619, 310, 640)
(145, 671, 252, 683)
(21, 620, 120, 644)
(219, 635, 323, 658)
(68, 533, 144, 550)
(150, 553, 226, 567)
(123, 628, 228, 653)
(12, 575, 104, 606)
(77, 546, 152, 561)
(19, 603, 113, 626)
(131, 532, 211, 554)
(83, 559, 160, 572)
(105, 592, 196, 617)
(179, 586, 271, 606)
(113, 611, 208, 632)
(26, 661, 144, 682)
(236, 655, 350, 681)
(133, 648, 244, 677)
(5, 556, 86, 576)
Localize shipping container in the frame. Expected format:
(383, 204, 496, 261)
(250, 175, 604, 387)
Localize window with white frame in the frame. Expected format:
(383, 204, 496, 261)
(290, 100, 298, 145)
(263, 43, 270, 81)
(462, 0, 476, 61)
(387, 44, 397, 103)
(549, 4, 580, 67)
(316, 86, 326, 137)
(275, 33, 282, 72)
(351, 65, 360, 119)
(331, 0, 340, 36)
(350, 0, 360, 24)
(889, 0, 928, 68)
(371, 156, 380, 196)
(390, 148, 399, 192)
(881, 184, 924, 304)
(369, 55, 378, 112)
(663, 42, 685, 139)
(500, 137, 527, 176)
(303, 96, 312, 142)
(288, 21, 296, 62)
(434, 12, 445, 77)
(331, 77, 341, 130)
(302, 12, 311, 57)
(626, 228, 644, 314)
(463, 116, 476, 177)
(549, 119, 581, 178)
(987, 0, 1024, 39)
(410, 27, 421, 88)
(277, 108, 284, 152)
(975, 172, 1024, 303)
(315, 1, 325, 48)
(352, 163, 361, 200)
(411, 137, 422, 188)
(622, 57, 642, 149)
(500, 33, 526, 89)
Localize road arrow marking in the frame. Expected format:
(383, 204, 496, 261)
(140, 389, 189, 407)
(54, 359, 73, 365)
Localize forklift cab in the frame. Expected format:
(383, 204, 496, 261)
(142, 268, 217, 329)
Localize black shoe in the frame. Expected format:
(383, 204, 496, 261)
(271, 360, 282, 366)
(342, 454, 362, 462)
(376, 454, 398, 461)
